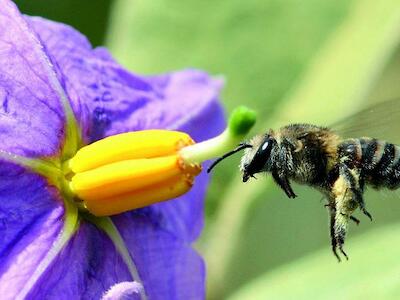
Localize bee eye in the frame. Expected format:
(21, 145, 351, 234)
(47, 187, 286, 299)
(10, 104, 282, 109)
(246, 136, 274, 174)
(261, 141, 269, 151)
(259, 137, 273, 157)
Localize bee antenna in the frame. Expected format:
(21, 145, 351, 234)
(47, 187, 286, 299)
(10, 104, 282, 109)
(207, 143, 253, 173)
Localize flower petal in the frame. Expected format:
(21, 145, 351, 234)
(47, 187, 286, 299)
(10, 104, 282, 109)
(25, 216, 204, 300)
(113, 213, 205, 300)
(25, 221, 133, 299)
(28, 16, 226, 241)
(0, 161, 64, 298)
(0, 1, 72, 157)
(27, 16, 157, 143)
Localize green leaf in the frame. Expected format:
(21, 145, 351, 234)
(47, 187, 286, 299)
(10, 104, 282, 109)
(228, 223, 400, 300)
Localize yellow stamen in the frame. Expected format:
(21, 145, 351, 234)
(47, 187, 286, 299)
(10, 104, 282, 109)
(84, 173, 196, 216)
(67, 130, 201, 216)
(67, 130, 193, 173)
(70, 155, 200, 201)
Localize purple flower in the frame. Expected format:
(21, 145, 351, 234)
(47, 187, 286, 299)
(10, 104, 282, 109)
(0, 1, 225, 299)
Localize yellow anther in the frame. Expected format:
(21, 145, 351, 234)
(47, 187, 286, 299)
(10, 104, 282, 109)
(84, 173, 196, 216)
(70, 155, 200, 201)
(68, 130, 193, 173)
(67, 129, 201, 216)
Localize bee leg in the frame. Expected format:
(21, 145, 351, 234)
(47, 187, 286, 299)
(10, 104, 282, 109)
(272, 171, 297, 198)
(355, 193, 373, 221)
(328, 204, 341, 262)
(350, 186, 372, 220)
(342, 166, 373, 221)
(333, 207, 350, 261)
(327, 204, 350, 261)
(361, 208, 373, 221)
(329, 164, 362, 260)
(349, 215, 360, 225)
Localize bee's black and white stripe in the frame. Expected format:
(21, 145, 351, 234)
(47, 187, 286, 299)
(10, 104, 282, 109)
(339, 138, 400, 189)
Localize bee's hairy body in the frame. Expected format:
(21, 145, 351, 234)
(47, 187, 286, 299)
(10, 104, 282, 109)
(240, 123, 400, 260)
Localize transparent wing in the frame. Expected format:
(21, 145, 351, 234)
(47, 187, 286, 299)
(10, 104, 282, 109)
(331, 98, 400, 144)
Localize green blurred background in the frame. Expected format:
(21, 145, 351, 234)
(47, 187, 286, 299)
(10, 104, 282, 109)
(16, 0, 400, 299)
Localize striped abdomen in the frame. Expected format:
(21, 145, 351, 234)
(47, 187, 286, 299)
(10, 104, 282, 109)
(340, 138, 400, 189)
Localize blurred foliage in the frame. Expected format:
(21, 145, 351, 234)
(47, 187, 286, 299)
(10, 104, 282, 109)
(14, 0, 112, 46)
(107, 0, 349, 114)
(228, 223, 400, 300)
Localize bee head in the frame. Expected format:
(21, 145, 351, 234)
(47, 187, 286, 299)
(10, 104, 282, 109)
(207, 134, 276, 182)
(240, 134, 275, 182)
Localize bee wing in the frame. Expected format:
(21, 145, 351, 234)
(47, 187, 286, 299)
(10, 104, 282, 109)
(331, 98, 400, 143)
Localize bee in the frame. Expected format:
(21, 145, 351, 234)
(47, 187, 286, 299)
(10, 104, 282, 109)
(207, 99, 400, 261)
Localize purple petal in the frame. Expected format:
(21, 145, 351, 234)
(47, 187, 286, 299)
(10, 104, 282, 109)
(102, 70, 225, 139)
(25, 221, 133, 299)
(28, 17, 226, 241)
(26, 216, 204, 300)
(113, 214, 205, 300)
(0, 1, 69, 157)
(27, 16, 161, 143)
(0, 161, 64, 298)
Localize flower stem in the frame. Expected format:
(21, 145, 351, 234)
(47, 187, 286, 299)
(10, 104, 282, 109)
(180, 106, 256, 164)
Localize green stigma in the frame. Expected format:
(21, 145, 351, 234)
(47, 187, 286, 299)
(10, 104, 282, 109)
(228, 106, 257, 137)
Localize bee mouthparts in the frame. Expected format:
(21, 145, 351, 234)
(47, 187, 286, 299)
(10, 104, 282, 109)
(243, 174, 249, 182)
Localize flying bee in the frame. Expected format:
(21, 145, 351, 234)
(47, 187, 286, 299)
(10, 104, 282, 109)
(207, 99, 400, 261)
